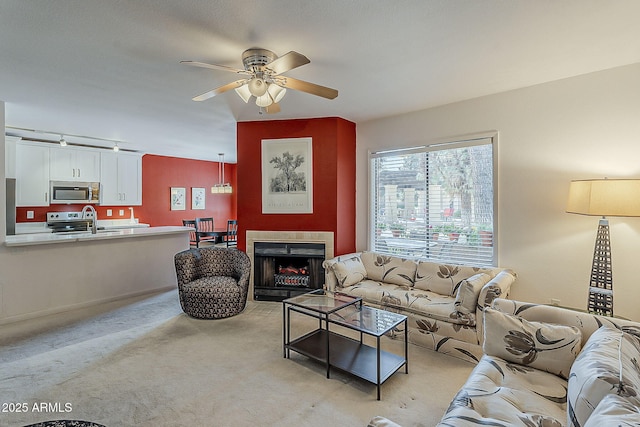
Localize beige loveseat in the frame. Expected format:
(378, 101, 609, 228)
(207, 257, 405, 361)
(370, 299, 640, 427)
(322, 251, 517, 363)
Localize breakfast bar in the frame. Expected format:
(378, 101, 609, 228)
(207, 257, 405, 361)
(0, 226, 191, 324)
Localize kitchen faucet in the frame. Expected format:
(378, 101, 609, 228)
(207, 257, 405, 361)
(81, 205, 98, 234)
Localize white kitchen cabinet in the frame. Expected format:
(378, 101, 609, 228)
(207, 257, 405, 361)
(100, 151, 142, 205)
(15, 142, 50, 206)
(5, 135, 20, 179)
(50, 146, 101, 182)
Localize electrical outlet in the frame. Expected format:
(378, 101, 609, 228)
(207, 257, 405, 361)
(119, 210, 124, 216)
(550, 298, 561, 306)
(106, 209, 112, 217)
(26, 211, 34, 219)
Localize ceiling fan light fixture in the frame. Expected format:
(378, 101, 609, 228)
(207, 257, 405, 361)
(247, 77, 267, 97)
(234, 84, 252, 103)
(267, 83, 286, 103)
(255, 92, 273, 107)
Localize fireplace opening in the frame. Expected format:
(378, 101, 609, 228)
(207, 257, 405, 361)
(254, 242, 325, 301)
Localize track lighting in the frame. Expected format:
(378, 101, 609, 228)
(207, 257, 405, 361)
(6, 126, 130, 152)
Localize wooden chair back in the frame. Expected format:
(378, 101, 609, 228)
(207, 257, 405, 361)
(182, 219, 198, 247)
(226, 220, 238, 247)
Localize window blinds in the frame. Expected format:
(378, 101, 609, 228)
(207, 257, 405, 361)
(370, 136, 495, 266)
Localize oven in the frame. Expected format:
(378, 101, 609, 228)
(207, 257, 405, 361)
(46, 211, 95, 233)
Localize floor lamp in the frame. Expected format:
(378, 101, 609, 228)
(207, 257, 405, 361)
(566, 178, 640, 316)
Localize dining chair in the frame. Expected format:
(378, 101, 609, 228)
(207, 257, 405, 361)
(226, 219, 238, 247)
(182, 219, 199, 247)
(195, 217, 217, 246)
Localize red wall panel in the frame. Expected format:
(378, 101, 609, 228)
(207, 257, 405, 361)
(237, 117, 356, 255)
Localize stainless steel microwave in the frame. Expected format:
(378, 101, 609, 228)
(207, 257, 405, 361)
(50, 181, 100, 204)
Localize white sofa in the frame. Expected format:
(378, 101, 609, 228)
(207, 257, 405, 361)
(322, 251, 517, 363)
(369, 298, 640, 427)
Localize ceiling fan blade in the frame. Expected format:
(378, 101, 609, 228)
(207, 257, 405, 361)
(278, 76, 338, 100)
(266, 51, 310, 75)
(265, 102, 281, 114)
(181, 60, 251, 76)
(192, 79, 248, 101)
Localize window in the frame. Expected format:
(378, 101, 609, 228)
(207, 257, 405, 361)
(370, 134, 496, 266)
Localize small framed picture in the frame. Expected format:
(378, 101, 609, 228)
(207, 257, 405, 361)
(170, 187, 186, 211)
(191, 187, 205, 210)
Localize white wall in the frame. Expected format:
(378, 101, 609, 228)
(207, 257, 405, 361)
(356, 63, 640, 321)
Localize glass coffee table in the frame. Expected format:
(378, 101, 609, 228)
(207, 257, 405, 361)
(283, 289, 408, 400)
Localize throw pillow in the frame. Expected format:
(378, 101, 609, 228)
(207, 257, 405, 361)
(454, 272, 492, 314)
(583, 393, 640, 427)
(331, 256, 367, 287)
(413, 261, 484, 295)
(568, 326, 640, 427)
(360, 252, 417, 287)
(483, 308, 581, 379)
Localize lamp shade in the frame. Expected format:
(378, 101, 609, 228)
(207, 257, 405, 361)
(267, 83, 286, 103)
(255, 92, 273, 107)
(235, 84, 252, 103)
(247, 78, 267, 97)
(566, 179, 640, 217)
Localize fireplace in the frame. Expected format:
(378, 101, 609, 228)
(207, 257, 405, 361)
(246, 230, 334, 301)
(253, 242, 325, 301)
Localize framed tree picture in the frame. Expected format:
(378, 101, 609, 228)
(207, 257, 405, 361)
(191, 187, 205, 210)
(170, 187, 186, 211)
(261, 137, 313, 214)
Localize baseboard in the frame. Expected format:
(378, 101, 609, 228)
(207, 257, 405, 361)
(0, 285, 177, 326)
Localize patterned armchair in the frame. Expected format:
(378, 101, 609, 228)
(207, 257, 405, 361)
(174, 247, 251, 319)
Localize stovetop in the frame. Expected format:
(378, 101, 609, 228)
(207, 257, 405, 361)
(47, 211, 95, 223)
(47, 211, 95, 233)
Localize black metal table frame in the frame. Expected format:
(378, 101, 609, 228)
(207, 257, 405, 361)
(283, 294, 408, 400)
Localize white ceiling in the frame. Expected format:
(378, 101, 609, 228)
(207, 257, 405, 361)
(2, 0, 640, 162)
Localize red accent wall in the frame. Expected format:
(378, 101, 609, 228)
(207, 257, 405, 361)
(140, 154, 236, 226)
(16, 154, 237, 228)
(236, 117, 356, 255)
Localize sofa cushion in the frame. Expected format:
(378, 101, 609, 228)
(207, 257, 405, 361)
(454, 272, 492, 314)
(340, 280, 475, 326)
(414, 261, 485, 295)
(438, 355, 567, 427)
(583, 393, 640, 427)
(568, 326, 640, 427)
(483, 308, 581, 379)
(360, 252, 417, 287)
(331, 256, 367, 287)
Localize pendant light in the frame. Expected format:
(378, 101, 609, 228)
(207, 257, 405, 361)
(211, 153, 233, 194)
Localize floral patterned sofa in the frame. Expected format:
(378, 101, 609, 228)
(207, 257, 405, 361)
(322, 251, 517, 362)
(369, 298, 640, 427)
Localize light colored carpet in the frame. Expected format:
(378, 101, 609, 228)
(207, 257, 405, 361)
(0, 290, 473, 427)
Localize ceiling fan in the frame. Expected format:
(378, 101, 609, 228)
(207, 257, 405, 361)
(181, 48, 338, 113)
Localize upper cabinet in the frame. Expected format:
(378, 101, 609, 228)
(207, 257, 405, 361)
(11, 140, 143, 207)
(100, 151, 142, 206)
(50, 146, 101, 182)
(15, 142, 50, 207)
(5, 136, 19, 179)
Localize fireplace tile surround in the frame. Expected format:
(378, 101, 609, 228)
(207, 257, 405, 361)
(246, 230, 335, 301)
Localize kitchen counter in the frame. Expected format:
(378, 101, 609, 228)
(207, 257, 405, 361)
(0, 225, 190, 325)
(4, 226, 190, 247)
